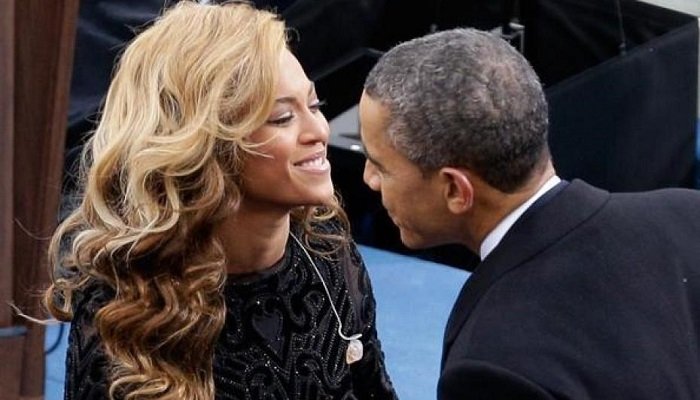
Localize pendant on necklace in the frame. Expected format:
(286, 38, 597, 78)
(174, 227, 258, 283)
(346, 338, 364, 364)
(290, 233, 364, 365)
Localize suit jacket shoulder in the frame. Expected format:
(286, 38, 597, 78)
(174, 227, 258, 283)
(440, 180, 700, 399)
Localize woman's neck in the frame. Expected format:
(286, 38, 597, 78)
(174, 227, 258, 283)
(215, 205, 291, 275)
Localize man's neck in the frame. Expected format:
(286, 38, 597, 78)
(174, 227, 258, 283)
(465, 162, 557, 253)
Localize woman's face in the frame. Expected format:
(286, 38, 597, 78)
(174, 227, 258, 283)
(239, 49, 333, 212)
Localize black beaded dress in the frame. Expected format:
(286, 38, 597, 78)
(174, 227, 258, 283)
(64, 232, 398, 400)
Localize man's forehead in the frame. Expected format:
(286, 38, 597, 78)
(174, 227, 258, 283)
(359, 94, 392, 133)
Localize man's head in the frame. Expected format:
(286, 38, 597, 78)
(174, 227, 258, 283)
(359, 28, 551, 250)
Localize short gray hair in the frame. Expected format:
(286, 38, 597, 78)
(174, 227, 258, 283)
(364, 28, 549, 192)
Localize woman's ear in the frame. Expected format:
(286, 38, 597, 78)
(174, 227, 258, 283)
(439, 167, 473, 214)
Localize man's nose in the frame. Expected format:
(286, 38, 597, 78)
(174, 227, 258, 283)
(363, 160, 380, 191)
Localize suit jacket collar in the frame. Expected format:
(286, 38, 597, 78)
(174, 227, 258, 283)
(442, 180, 611, 365)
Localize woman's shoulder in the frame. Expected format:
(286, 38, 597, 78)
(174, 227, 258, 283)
(304, 217, 369, 289)
(71, 278, 115, 321)
(65, 279, 113, 399)
(298, 215, 349, 252)
(311, 214, 350, 236)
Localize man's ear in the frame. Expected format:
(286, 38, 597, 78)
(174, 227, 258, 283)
(439, 167, 473, 214)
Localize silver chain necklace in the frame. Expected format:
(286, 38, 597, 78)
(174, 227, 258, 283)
(289, 232, 364, 364)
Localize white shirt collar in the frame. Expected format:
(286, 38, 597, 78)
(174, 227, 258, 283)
(479, 175, 561, 260)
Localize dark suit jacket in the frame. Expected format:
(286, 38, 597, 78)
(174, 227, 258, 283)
(439, 179, 700, 399)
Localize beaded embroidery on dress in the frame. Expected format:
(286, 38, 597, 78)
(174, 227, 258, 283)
(63, 224, 397, 400)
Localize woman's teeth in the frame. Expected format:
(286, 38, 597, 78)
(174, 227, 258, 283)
(298, 157, 324, 168)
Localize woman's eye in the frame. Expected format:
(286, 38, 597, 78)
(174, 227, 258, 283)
(309, 99, 326, 112)
(267, 112, 293, 125)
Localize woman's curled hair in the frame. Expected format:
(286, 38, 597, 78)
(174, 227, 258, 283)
(44, 2, 349, 399)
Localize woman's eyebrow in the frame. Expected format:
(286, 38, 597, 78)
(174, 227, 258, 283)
(273, 82, 316, 104)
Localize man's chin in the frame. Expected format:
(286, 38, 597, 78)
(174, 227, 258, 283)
(399, 230, 431, 250)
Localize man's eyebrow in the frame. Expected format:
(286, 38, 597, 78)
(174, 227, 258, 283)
(363, 148, 386, 172)
(273, 82, 316, 104)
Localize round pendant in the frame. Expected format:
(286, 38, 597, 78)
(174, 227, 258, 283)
(346, 339, 364, 364)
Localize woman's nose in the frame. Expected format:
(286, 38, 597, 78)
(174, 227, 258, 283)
(299, 109, 330, 144)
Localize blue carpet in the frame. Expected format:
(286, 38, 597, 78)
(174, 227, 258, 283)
(43, 245, 469, 400)
(44, 323, 68, 400)
(360, 246, 468, 400)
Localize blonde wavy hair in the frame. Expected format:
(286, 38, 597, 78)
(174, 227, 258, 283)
(45, 1, 348, 399)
